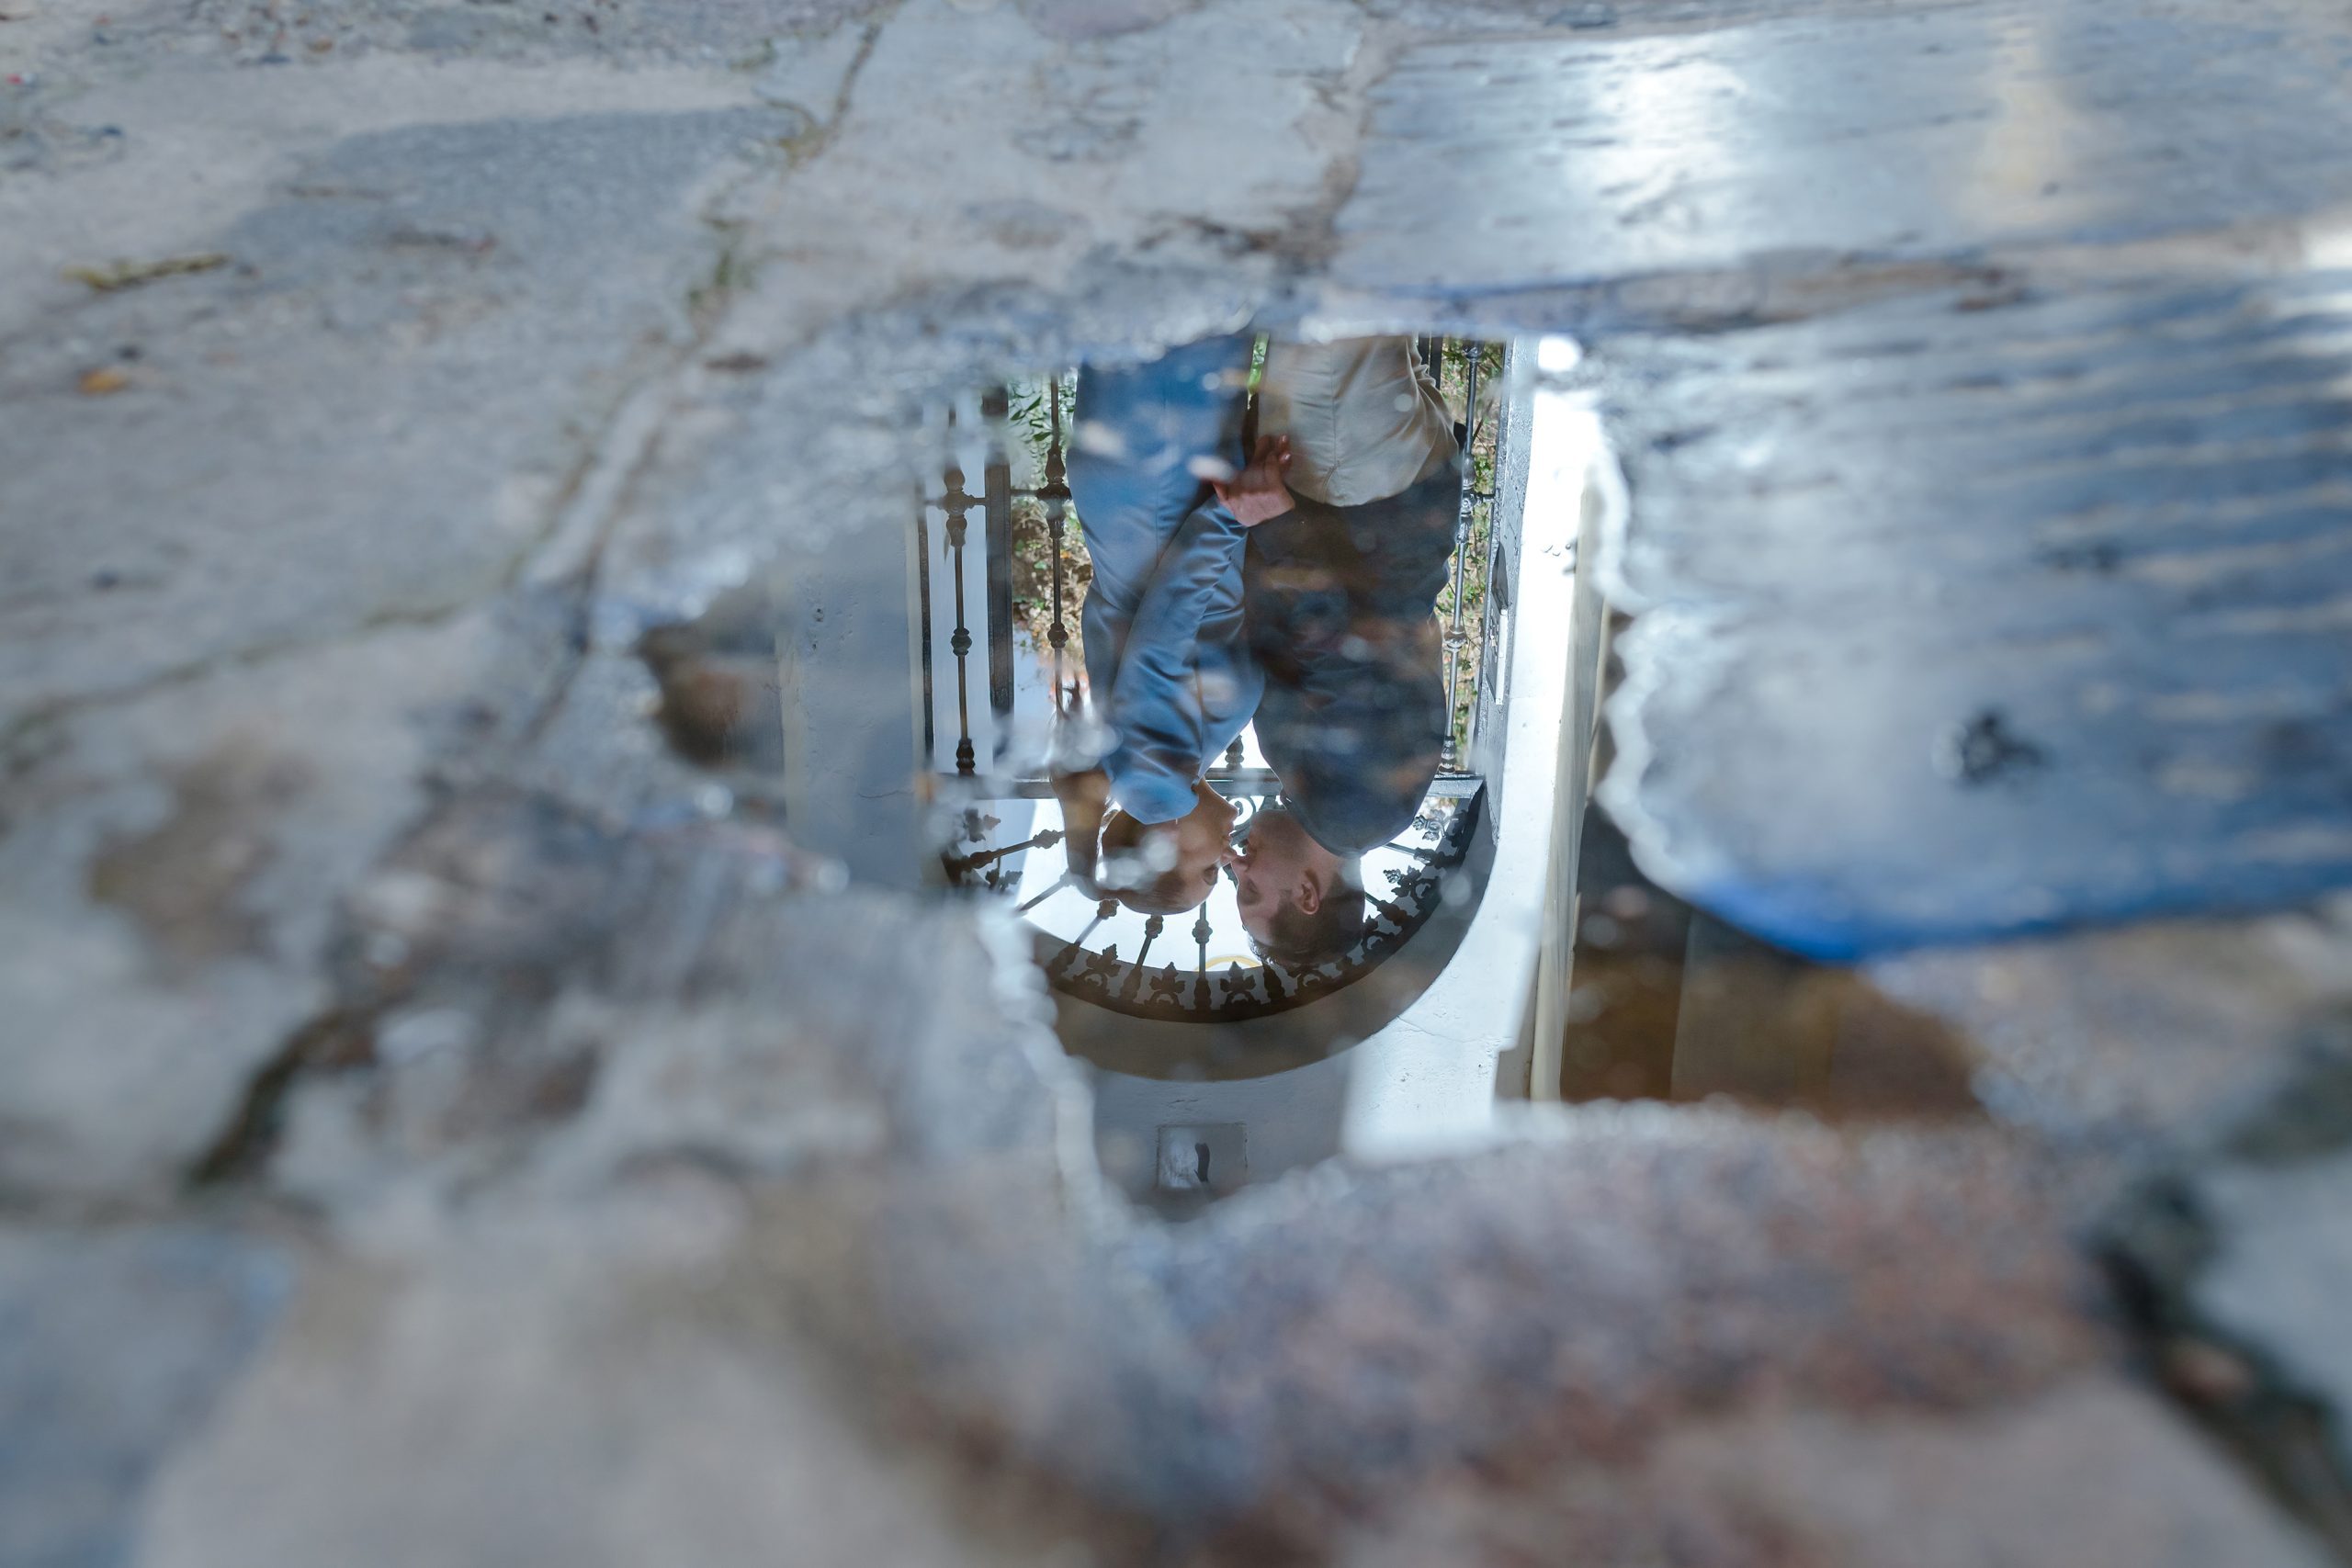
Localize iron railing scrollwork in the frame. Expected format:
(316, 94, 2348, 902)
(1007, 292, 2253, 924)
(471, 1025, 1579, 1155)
(1018, 787, 1483, 1024)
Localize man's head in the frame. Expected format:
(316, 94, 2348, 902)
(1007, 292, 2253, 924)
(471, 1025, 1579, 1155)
(1097, 783, 1237, 915)
(1232, 805, 1364, 966)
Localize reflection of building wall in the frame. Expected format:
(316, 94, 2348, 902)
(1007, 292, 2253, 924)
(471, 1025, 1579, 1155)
(1083, 960, 1521, 1208)
(1082, 342, 1609, 1201)
(774, 513, 930, 888)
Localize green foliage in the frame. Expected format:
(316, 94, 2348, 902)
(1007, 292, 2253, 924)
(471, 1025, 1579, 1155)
(1001, 376, 1092, 666)
(1431, 340, 1504, 762)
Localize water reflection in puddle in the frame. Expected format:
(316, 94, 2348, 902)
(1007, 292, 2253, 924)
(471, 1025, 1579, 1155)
(727, 329, 1981, 1215)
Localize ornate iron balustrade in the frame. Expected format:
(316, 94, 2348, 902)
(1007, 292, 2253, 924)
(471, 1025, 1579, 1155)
(1029, 784, 1481, 1023)
(916, 378, 1078, 780)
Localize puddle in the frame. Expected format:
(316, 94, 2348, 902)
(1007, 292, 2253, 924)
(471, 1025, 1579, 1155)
(1562, 807, 1982, 1121)
(645, 329, 1989, 1214)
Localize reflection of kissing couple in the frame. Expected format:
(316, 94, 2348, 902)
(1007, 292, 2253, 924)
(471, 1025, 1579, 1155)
(1052, 332, 1464, 966)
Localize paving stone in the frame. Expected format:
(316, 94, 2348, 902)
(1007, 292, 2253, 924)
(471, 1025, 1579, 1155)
(204, 1061, 2122, 1562)
(1123, 1112, 2099, 1516)
(748, 17, 870, 117)
(1334, 1378, 2335, 1568)
(2090, 1040, 2352, 1551)
(269, 807, 1070, 1224)
(1332, 5, 2352, 959)
(1870, 900, 2352, 1155)
(0, 1224, 295, 1568)
(0, 57, 765, 344)
(150, 0, 889, 67)
(0, 101, 796, 721)
(218, 794, 2109, 1548)
(0, 615, 492, 1201)
(133, 1236, 1119, 1568)
(1016, 0, 1202, 40)
(707, 0, 1365, 360)
(1337, 2, 2352, 302)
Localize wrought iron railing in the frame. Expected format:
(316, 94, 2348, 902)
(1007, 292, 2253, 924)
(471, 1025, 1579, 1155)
(917, 382, 1074, 776)
(1009, 784, 1481, 1023)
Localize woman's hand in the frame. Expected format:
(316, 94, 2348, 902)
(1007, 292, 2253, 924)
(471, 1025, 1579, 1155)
(1213, 434, 1295, 527)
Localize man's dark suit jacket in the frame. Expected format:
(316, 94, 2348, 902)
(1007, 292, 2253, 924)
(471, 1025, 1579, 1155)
(1243, 458, 1464, 857)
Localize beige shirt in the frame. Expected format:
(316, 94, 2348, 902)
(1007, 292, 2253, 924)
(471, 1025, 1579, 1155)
(1257, 335, 1457, 507)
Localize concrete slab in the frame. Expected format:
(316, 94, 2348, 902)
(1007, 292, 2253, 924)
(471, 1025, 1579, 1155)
(1, 102, 796, 722)
(1337, 2, 2352, 301)
(0, 1224, 293, 1568)
(0, 615, 491, 1200)
(1340, 1378, 2335, 1568)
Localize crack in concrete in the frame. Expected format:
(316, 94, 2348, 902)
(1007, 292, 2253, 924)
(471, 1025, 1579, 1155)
(2101, 1038, 2352, 1562)
(499, 13, 892, 748)
(148, 30, 902, 1182)
(2103, 1201, 2352, 1562)
(0, 598, 488, 773)
(185, 1005, 385, 1190)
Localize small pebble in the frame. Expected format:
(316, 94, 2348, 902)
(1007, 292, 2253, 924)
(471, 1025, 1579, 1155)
(78, 367, 130, 396)
(2161, 1338, 2256, 1405)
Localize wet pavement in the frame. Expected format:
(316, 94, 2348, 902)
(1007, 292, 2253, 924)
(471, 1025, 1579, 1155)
(8, 0, 2352, 1563)
(1595, 271, 2352, 956)
(892, 342, 1544, 1205)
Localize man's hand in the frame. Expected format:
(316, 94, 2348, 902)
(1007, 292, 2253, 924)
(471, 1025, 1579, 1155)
(1213, 434, 1295, 527)
(1051, 766, 1110, 893)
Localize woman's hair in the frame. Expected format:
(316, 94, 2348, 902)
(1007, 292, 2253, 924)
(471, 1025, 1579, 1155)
(1112, 866, 1215, 916)
(1096, 820, 1216, 916)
